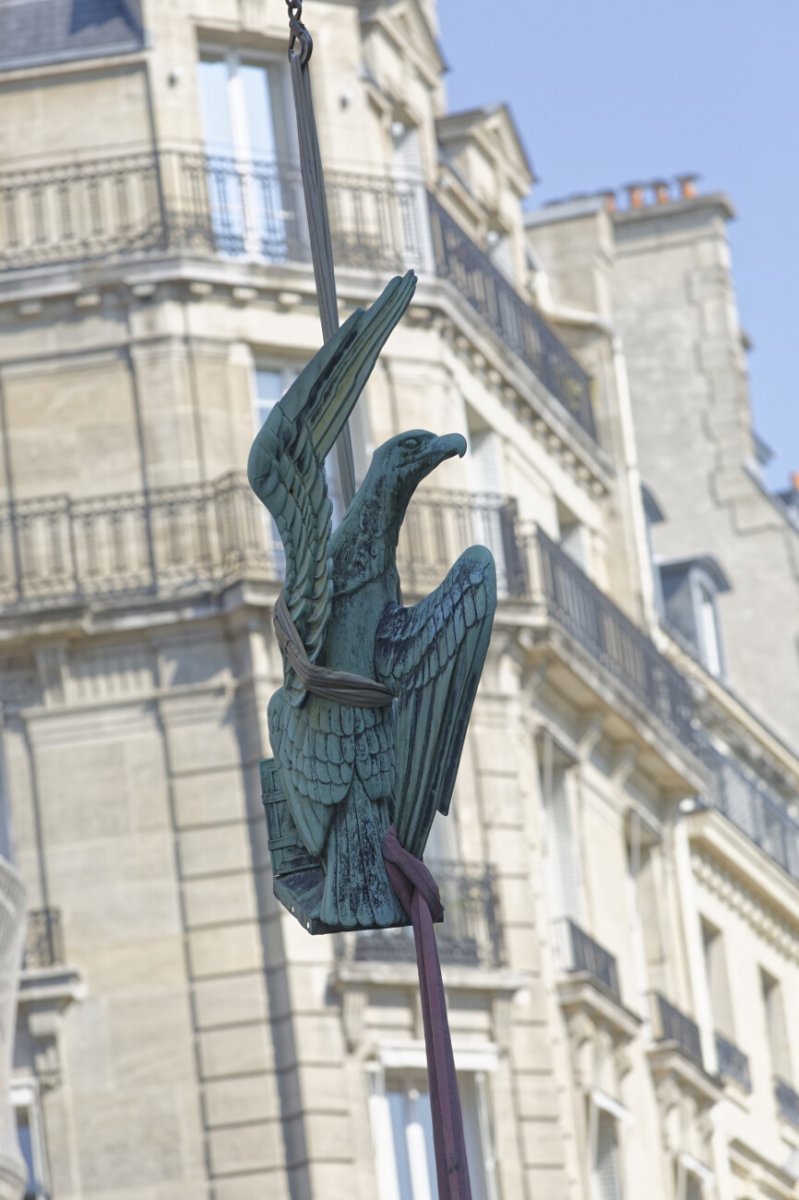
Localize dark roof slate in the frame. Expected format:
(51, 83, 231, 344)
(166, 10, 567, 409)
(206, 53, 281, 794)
(0, 0, 144, 70)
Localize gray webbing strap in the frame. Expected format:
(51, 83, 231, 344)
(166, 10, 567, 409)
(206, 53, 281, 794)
(274, 593, 395, 707)
(289, 50, 357, 511)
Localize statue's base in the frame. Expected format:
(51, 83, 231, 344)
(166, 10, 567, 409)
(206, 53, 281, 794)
(261, 758, 417, 935)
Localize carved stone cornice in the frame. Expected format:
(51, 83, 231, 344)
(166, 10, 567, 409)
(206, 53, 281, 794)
(690, 830, 799, 963)
(558, 973, 641, 1097)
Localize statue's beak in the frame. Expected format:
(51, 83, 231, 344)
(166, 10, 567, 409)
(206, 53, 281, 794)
(427, 433, 467, 466)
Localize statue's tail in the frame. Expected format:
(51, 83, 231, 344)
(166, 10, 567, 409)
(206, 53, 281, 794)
(321, 782, 405, 929)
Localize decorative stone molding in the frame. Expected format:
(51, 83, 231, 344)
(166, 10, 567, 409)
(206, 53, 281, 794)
(691, 840, 799, 962)
(558, 973, 640, 1099)
(333, 959, 527, 1054)
(647, 1044, 720, 1163)
(17, 966, 86, 1091)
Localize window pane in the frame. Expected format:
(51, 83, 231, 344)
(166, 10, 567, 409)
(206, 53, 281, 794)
(15, 1108, 35, 1186)
(698, 585, 722, 676)
(254, 368, 284, 430)
(594, 1111, 622, 1200)
(241, 63, 278, 161)
(383, 1078, 491, 1200)
(685, 1173, 703, 1200)
(198, 58, 234, 153)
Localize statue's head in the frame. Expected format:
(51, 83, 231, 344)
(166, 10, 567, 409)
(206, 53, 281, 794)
(371, 429, 466, 504)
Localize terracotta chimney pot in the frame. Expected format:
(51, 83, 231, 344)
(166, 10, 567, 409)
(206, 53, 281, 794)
(626, 184, 645, 210)
(653, 180, 670, 204)
(675, 173, 699, 200)
(792, 471, 799, 492)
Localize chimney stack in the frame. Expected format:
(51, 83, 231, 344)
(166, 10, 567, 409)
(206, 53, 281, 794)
(653, 179, 670, 205)
(626, 183, 645, 210)
(675, 173, 699, 200)
(792, 471, 799, 492)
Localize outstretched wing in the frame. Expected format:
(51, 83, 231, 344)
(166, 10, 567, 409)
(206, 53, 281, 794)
(374, 546, 496, 858)
(247, 272, 416, 702)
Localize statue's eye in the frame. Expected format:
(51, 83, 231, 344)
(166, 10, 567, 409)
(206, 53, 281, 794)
(401, 436, 422, 450)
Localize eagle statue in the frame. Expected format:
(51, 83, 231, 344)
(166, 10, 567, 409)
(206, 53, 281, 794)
(249, 272, 497, 931)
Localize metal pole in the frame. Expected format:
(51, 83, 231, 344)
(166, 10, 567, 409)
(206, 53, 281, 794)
(285, 3, 357, 510)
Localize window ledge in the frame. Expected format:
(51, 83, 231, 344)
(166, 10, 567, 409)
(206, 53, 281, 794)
(334, 960, 528, 994)
(18, 964, 85, 1010)
(557, 972, 642, 1044)
(647, 1042, 722, 1107)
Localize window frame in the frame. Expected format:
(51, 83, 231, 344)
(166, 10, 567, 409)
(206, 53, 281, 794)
(197, 44, 295, 165)
(367, 1041, 499, 1200)
(11, 1078, 49, 1199)
(587, 1093, 629, 1200)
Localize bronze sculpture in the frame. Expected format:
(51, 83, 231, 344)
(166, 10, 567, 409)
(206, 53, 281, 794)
(250, 271, 497, 931)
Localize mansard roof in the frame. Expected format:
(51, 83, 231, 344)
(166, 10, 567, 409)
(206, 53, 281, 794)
(0, 0, 144, 72)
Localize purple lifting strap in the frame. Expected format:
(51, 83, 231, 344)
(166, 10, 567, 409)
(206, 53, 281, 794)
(382, 827, 473, 1200)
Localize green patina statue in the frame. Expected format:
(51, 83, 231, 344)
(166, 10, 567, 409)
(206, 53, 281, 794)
(249, 271, 497, 932)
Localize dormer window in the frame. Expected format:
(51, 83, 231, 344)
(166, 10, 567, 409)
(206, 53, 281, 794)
(658, 557, 731, 678)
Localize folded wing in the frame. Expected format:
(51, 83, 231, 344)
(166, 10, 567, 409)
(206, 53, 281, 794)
(247, 272, 417, 704)
(374, 546, 497, 858)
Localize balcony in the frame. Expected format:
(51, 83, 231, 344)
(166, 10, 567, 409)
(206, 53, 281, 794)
(714, 1032, 751, 1092)
(338, 862, 504, 969)
(0, 475, 536, 614)
(651, 993, 703, 1067)
(704, 750, 799, 885)
(400, 488, 529, 599)
(776, 1077, 799, 1128)
(554, 918, 621, 1003)
(428, 197, 594, 440)
(23, 908, 63, 970)
(0, 478, 701, 780)
(0, 147, 596, 441)
(536, 529, 699, 753)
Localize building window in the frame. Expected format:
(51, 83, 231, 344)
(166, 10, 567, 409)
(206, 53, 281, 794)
(675, 1155, 713, 1200)
(197, 50, 296, 258)
(761, 969, 792, 1081)
(253, 365, 344, 530)
(700, 918, 734, 1040)
(590, 1108, 623, 1200)
(659, 558, 729, 676)
(658, 556, 730, 677)
(555, 499, 587, 569)
(539, 734, 582, 922)
(12, 1081, 48, 1200)
(369, 1066, 497, 1200)
(626, 813, 666, 996)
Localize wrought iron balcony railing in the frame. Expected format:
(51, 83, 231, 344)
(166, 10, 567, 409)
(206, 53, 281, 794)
(776, 1077, 799, 1127)
(554, 917, 621, 1004)
(339, 861, 504, 969)
(651, 992, 703, 1068)
(399, 488, 529, 598)
(536, 529, 698, 750)
(0, 475, 533, 612)
(0, 150, 424, 275)
(714, 1032, 751, 1091)
(24, 908, 63, 970)
(702, 748, 799, 884)
(428, 196, 595, 440)
(0, 472, 280, 609)
(0, 147, 596, 441)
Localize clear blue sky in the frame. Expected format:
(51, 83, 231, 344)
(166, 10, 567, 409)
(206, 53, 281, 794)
(437, 0, 798, 491)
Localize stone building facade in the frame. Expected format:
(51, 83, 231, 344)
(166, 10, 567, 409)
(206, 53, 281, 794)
(0, 2, 796, 1200)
